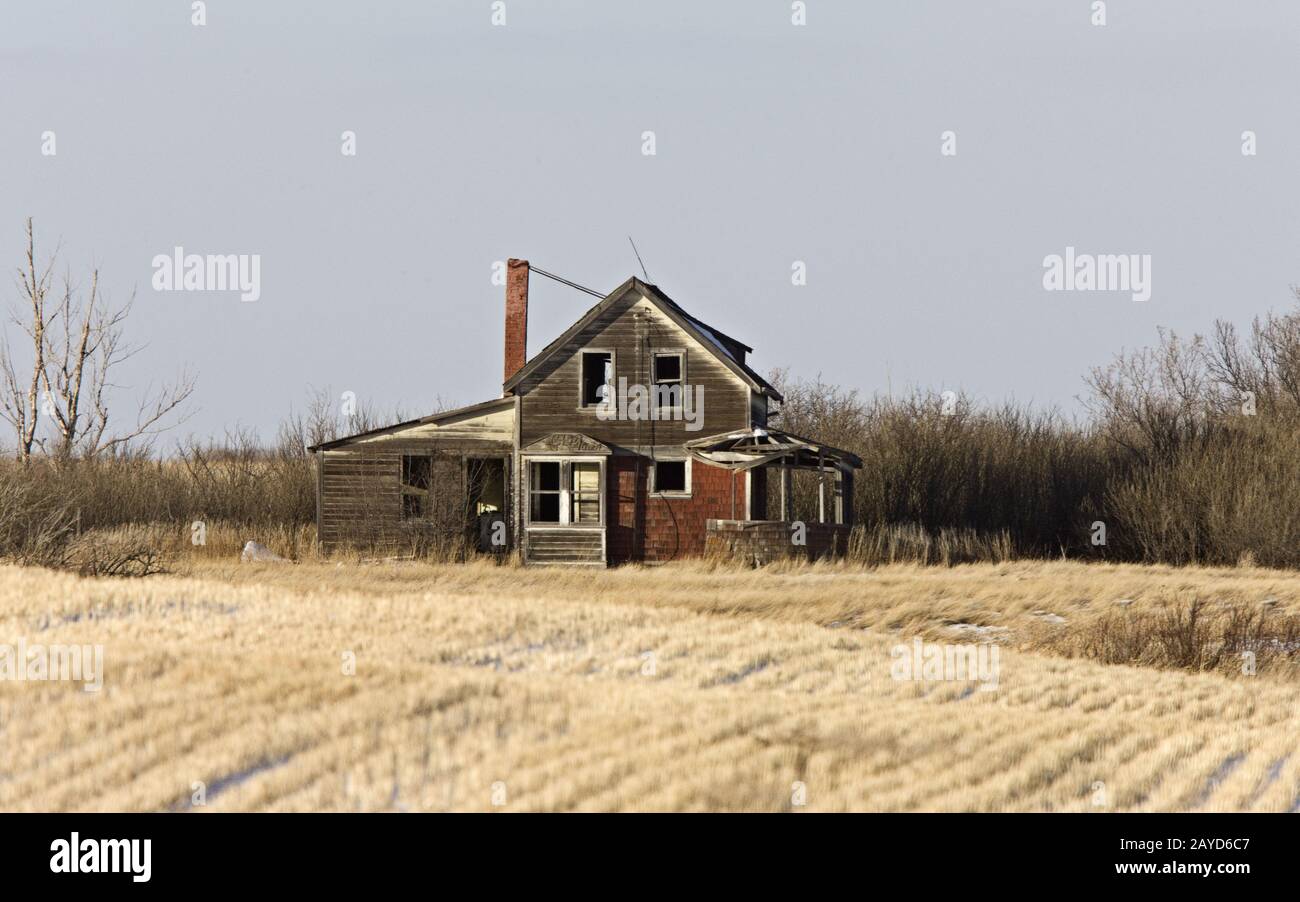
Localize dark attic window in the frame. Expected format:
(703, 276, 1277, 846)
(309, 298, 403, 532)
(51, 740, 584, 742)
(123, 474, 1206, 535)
(653, 352, 683, 407)
(653, 353, 681, 384)
(581, 351, 612, 407)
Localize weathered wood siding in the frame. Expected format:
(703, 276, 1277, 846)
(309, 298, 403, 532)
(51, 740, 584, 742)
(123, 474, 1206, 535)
(318, 404, 514, 551)
(514, 290, 752, 448)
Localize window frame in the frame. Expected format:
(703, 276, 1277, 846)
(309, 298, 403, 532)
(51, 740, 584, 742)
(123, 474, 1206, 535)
(649, 457, 691, 497)
(527, 460, 563, 524)
(578, 349, 616, 410)
(568, 461, 602, 524)
(651, 350, 686, 409)
(524, 455, 606, 527)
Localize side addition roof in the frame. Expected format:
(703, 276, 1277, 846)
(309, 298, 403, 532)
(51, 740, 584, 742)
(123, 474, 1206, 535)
(306, 395, 515, 452)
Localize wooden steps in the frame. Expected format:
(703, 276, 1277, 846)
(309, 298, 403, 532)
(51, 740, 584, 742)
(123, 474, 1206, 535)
(525, 529, 605, 566)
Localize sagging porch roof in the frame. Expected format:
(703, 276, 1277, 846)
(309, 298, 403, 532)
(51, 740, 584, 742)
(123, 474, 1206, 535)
(683, 428, 863, 472)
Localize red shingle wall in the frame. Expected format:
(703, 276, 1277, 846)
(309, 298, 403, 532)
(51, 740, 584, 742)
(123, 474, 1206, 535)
(606, 455, 747, 563)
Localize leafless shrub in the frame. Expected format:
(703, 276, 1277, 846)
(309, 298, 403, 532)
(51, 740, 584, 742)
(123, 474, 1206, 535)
(1037, 599, 1300, 677)
(0, 469, 77, 567)
(771, 374, 1108, 558)
(1087, 298, 1300, 568)
(0, 468, 167, 575)
(69, 529, 168, 577)
(772, 293, 1300, 569)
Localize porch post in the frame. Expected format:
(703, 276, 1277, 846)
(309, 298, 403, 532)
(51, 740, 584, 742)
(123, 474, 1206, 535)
(833, 467, 843, 524)
(840, 467, 854, 526)
(780, 458, 790, 521)
(817, 451, 826, 523)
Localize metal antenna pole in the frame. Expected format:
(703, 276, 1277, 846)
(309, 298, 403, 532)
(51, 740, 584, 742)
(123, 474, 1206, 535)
(628, 236, 650, 282)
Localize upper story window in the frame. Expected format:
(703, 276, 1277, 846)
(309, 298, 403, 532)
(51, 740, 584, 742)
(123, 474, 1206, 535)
(653, 351, 684, 407)
(580, 351, 613, 407)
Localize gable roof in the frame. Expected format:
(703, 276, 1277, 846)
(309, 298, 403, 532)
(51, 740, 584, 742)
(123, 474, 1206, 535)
(501, 276, 782, 402)
(639, 283, 753, 360)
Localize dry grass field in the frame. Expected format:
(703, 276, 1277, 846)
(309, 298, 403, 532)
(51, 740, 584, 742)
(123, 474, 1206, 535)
(3, 557, 1300, 812)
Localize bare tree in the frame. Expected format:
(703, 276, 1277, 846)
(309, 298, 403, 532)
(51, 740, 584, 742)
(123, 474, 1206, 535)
(49, 287, 195, 458)
(2, 218, 195, 460)
(275, 387, 458, 461)
(1205, 290, 1300, 414)
(0, 219, 58, 461)
(1084, 329, 1223, 464)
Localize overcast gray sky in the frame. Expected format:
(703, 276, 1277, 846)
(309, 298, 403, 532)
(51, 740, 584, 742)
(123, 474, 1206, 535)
(2, 0, 1297, 443)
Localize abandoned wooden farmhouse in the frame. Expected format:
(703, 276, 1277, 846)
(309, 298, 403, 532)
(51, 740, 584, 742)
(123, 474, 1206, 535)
(310, 259, 861, 565)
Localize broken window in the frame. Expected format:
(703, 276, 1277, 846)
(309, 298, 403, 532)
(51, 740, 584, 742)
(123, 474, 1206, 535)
(401, 454, 431, 490)
(400, 454, 432, 520)
(401, 493, 424, 519)
(653, 352, 683, 407)
(652, 459, 688, 495)
(529, 461, 561, 522)
(581, 351, 613, 407)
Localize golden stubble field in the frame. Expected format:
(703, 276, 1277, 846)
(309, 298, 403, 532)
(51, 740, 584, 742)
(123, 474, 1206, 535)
(2, 558, 1299, 812)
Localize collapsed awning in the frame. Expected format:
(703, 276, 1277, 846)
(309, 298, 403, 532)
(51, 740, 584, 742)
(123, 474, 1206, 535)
(683, 428, 863, 472)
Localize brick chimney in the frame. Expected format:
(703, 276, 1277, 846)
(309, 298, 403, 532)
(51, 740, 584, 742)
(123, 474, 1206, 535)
(504, 258, 529, 384)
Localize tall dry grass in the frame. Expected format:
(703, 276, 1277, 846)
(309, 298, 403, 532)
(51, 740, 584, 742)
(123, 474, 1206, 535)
(843, 522, 1015, 567)
(181, 556, 1300, 680)
(5, 560, 1300, 811)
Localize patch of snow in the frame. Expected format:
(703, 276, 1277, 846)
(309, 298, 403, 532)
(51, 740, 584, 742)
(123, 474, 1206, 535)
(1194, 753, 1245, 807)
(240, 540, 286, 563)
(689, 320, 737, 361)
(1030, 610, 1067, 624)
(945, 623, 1011, 642)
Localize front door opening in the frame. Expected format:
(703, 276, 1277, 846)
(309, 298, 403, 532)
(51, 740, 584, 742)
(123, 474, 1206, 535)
(468, 457, 508, 551)
(468, 458, 505, 515)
